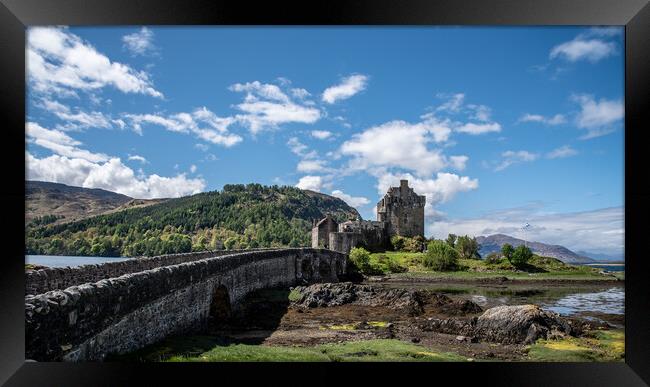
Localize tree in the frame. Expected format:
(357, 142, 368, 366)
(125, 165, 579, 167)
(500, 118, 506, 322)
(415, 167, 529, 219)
(456, 235, 480, 259)
(501, 243, 514, 262)
(348, 247, 372, 274)
(423, 240, 459, 271)
(446, 234, 457, 248)
(510, 245, 533, 268)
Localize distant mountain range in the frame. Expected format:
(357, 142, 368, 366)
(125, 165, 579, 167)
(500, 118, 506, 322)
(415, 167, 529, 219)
(476, 234, 596, 264)
(26, 181, 165, 226)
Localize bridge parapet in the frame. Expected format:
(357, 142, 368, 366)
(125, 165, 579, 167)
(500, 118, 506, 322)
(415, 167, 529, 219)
(25, 248, 347, 361)
(25, 248, 277, 295)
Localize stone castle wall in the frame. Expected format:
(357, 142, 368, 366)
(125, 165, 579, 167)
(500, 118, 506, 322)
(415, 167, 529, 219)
(376, 180, 425, 238)
(329, 232, 363, 254)
(25, 248, 347, 361)
(25, 248, 274, 296)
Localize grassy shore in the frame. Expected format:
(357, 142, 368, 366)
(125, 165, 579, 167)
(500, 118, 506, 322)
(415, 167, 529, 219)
(366, 251, 623, 281)
(115, 337, 469, 362)
(115, 331, 624, 362)
(526, 329, 624, 362)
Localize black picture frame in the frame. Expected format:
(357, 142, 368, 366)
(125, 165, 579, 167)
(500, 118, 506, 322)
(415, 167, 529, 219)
(1, 0, 648, 385)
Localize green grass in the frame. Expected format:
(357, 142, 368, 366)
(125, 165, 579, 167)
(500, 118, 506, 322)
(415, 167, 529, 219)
(288, 289, 302, 302)
(526, 330, 624, 362)
(114, 337, 469, 362)
(366, 252, 619, 281)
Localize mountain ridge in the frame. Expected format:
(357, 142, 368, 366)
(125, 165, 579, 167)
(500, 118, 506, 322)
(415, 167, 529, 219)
(26, 182, 360, 256)
(476, 233, 595, 264)
(26, 181, 166, 226)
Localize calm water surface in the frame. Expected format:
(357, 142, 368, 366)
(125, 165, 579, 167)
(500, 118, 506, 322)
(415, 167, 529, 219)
(26, 255, 133, 268)
(378, 281, 625, 327)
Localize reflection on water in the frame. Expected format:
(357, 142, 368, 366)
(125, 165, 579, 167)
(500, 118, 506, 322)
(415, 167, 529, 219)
(542, 287, 624, 316)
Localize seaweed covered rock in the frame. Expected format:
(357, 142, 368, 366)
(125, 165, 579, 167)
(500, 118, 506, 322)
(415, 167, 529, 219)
(473, 304, 573, 344)
(290, 282, 424, 315)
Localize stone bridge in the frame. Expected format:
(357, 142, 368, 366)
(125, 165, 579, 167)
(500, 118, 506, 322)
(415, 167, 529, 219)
(24, 248, 347, 361)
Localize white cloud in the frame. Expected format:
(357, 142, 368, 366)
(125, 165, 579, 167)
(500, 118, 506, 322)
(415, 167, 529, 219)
(572, 94, 624, 139)
(287, 137, 317, 159)
(340, 118, 457, 176)
(428, 206, 624, 256)
(194, 143, 209, 152)
(550, 38, 616, 63)
(494, 150, 539, 171)
(311, 130, 333, 140)
(295, 175, 324, 191)
(26, 122, 109, 163)
(122, 27, 157, 56)
(331, 190, 370, 208)
(38, 99, 113, 130)
(27, 153, 205, 199)
(127, 154, 148, 163)
(322, 74, 368, 104)
(449, 155, 469, 171)
(456, 122, 501, 135)
(291, 88, 311, 99)
(433, 93, 502, 135)
(190, 164, 197, 173)
(436, 93, 465, 113)
(28, 27, 163, 98)
(518, 113, 566, 126)
(546, 145, 578, 159)
(297, 159, 331, 173)
(124, 107, 242, 146)
(287, 137, 331, 173)
(230, 81, 320, 134)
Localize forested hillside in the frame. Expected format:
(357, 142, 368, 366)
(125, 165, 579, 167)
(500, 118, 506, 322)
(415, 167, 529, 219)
(26, 183, 360, 257)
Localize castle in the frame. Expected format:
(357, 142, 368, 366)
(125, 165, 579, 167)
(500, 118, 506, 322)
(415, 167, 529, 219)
(312, 180, 426, 253)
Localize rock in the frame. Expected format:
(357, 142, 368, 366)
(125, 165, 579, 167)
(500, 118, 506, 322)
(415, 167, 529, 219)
(473, 305, 573, 345)
(290, 282, 424, 315)
(456, 335, 468, 342)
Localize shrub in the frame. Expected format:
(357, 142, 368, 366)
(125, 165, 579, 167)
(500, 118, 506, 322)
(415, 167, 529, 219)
(455, 235, 481, 259)
(423, 240, 459, 271)
(386, 258, 408, 273)
(391, 235, 406, 251)
(349, 247, 372, 274)
(501, 243, 514, 261)
(510, 245, 533, 268)
(485, 252, 501, 265)
(407, 235, 426, 252)
(445, 234, 457, 248)
(392, 235, 426, 252)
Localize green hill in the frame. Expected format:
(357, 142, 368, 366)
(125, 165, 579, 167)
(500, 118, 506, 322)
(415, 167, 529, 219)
(25, 183, 360, 257)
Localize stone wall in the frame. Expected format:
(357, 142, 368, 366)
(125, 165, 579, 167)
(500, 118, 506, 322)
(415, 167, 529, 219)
(25, 248, 275, 295)
(329, 232, 363, 254)
(311, 216, 338, 249)
(25, 248, 347, 361)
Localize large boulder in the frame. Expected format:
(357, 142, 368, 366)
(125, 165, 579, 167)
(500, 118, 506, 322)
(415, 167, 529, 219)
(420, 304, 574, 344)
(473, 304, 572, 344)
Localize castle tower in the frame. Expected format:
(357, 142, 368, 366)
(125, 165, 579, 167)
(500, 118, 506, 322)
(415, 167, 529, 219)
(376, 180, 425, 238)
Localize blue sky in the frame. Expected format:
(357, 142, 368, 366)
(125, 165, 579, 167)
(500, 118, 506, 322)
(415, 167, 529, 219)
(25, 26, 624, 257)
